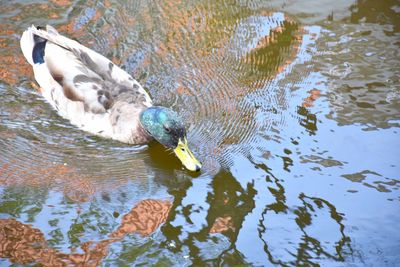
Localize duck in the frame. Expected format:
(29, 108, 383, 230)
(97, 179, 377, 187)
(20, 25, 201, 172)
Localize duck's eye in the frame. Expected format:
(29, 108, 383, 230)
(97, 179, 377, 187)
(181, 148, 186, 152)
(163, 125, 171, 133)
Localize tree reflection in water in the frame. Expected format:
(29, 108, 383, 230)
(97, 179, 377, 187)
(0, 196, 242, 266)
(159, 171, 256, 265)
(258, 171, 352, 266)
(0, 199, 171, 266)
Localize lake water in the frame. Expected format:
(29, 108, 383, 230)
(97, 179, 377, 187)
(0, 0, 399, 266)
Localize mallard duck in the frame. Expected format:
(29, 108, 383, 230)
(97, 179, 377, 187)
(20, 25, 201, 171)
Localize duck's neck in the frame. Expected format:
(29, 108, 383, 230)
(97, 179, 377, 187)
(136, 109, 153, 142)
(109, 103, 153, 144)
(133, 120, 153, 144)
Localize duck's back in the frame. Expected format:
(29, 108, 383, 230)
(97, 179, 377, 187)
(20, 25, 153, 144)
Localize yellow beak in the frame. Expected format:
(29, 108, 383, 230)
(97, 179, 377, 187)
(173, 138, 202, 172)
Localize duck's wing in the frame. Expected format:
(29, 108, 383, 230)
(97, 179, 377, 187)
(22, 25, 152, 114)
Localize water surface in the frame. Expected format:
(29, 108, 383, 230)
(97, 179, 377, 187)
(0, 0, 399, 266)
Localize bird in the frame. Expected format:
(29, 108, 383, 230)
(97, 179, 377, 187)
(20, 25, 201, 172)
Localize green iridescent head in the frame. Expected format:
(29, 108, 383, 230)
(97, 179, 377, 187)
(139, 106, 202, 172)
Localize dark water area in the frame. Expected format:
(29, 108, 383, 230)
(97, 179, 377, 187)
(0, 0, 399, 266)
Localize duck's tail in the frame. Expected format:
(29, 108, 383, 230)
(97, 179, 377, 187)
(21, 25, 63, 66)
(20, 25, 49, 66)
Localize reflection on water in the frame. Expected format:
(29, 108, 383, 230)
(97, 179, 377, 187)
(259, 193, 352, 266)
(0, 163, 99, 202)
(0, 199, 236, 266)
(0, 0, 399, 266)
(0, 199, 170, 266)
(110, 199, 172, 238)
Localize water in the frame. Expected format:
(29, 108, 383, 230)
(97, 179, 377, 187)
(0, 0, 399, 266)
